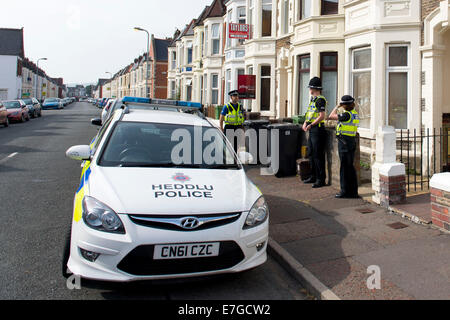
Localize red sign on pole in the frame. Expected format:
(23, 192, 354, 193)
(229, 23, 250, 40)
(238, 75, 256, 100)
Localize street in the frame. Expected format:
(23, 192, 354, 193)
(0, 102, 306, 300)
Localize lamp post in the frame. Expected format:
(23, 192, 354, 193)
(36, 58, 47, 101)
(134, 27, 150, 99)
(105, 72, 112, 98)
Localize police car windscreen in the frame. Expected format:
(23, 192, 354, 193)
(99, 122, 240, 168)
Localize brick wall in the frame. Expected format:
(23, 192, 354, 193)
(379, 175, 407, 208)
(154, 62, 168, 99)
(421, 0, 441, 45)
(431, 187, 450, 231)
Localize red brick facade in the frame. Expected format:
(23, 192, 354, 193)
(154, 62, 168, 99)
(431, 187, 450, 231)
(379, 175, 407, 208)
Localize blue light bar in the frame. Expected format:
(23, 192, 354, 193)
(121, 96, 202, 109)
(122, 96, 151, 104)
(151, 99, 177, 106)
(177, 101, 202, 108)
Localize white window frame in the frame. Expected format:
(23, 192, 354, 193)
(248, 0, 254, 38)
(204, 27, 208, 57)
(211, 73, 219, 105)
(261, 0, 273, 38)
(283, 0, 289, 35)
(211, 24, 221, 55)
(350, 46, 372, 129)
(238, 6, 247, 45)
(385, 44, 410, 130)
(227, 9, 233, 49)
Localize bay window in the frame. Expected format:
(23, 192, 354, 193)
(261, 65, 271, 111)
(351, 47, 372, 128)
(298, 55, 310, 115)
(262, 0, 272, 37)
(212, 24, 220, 55)
(387, 45, 409, 129)
(211, 74, 219, 105)
(321, 52, 338, 113)
(321, 0, 338, 15)
(300, 0, 311, 20)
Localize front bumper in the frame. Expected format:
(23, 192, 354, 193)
(68, 212, 268, 282)
(7, 113, 22, 121)
(42, 105, 59, 110)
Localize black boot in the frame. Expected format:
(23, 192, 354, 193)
(312, 182, 325, 189)
(303, 177, 316, 184)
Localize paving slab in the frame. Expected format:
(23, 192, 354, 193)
(353, 235, 450, 300)
(247, 167, 450, 300)
(282, 233, 383, 266)
(305, 257, 413, 300)
(271, 219, 333, 244)
(390, 193, 432, 224)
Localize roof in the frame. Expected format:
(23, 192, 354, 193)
(204, 0, 226, 20)
(121, 109, 212, 127)
(97, 78, 109, 86)
(0, 28, 24, 57)
(177, 19, 196, 41)
(153, 38, 170, 61)
(194, 6, 211, 27)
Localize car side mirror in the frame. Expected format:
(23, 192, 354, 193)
(238, 151, 254, 165)
(91, 118, 102, 126)
(66, 145, 91, 161)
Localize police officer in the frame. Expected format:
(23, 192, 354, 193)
(220, 90, 245, 152)
(327, 95, 360, 199)
(302, 77, 327, 189)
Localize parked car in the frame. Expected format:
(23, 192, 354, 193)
(22, 98, 42, 118)
(42, 98, 64, 110)
(63, 100, 267, 282)
(101, 99, 116, 124)
(0, 101, 9, 127)
(4, 100, 30, 122)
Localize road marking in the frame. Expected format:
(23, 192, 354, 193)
(0, 152, 18, 165)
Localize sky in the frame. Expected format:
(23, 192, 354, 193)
(3, 0, 212, 85)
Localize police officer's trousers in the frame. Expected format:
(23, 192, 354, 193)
(338, 135, 358, 196)
(307, 126, 326, 184)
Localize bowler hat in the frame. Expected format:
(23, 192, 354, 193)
(308, 77, 322, 90)
(340, 95, 355, 105)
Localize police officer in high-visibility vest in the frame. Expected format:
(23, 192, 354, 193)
(328, 95, 360, 199)
(302, 77, 327, 189)
(220, 90, 245, 152)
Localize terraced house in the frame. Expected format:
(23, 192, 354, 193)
(0, 28, 66, 101)
(99, 36, 170, 100)
(166, 0, 449, 178)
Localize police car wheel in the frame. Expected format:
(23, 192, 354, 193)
(62, 227, 73, 279)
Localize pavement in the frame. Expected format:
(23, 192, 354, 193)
(0, 102, 307, 300)
(247, 168, 450, 300)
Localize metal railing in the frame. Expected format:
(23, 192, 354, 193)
(398, 128, 450, 192)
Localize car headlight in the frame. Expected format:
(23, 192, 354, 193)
(82, 196, 125, 234)
(244, 197, 269, 229)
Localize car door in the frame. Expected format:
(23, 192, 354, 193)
(0, 102, 6, 122)
(33, 98, 41, 112)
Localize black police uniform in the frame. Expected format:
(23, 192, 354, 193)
(223, 90, 245, 153)
(336, 96, 359, 198)
(306, 96, 327, 187)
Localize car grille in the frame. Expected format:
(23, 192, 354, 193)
(117, 241, 245, 276)
(128, 213, 241, 232)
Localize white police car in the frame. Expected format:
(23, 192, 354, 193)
(63, 98, 269, 282)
